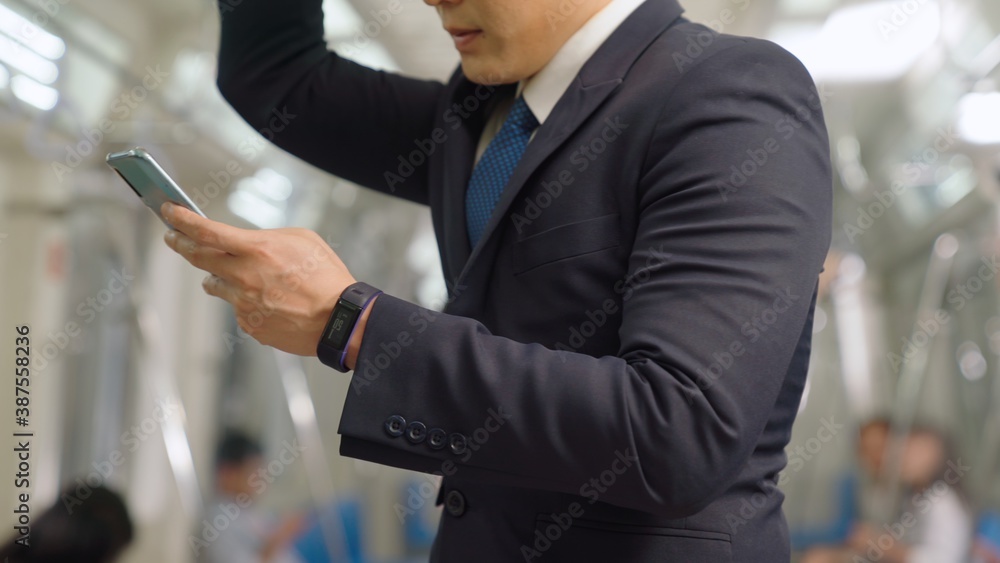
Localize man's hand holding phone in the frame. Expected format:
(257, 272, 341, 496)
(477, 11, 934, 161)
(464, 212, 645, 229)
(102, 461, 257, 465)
(160, 202, 373, 365)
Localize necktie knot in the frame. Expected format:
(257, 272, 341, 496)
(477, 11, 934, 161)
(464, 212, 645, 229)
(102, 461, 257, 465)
(507, 96, 539, 134)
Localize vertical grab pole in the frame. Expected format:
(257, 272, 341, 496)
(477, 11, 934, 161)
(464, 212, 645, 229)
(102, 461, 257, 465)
(273, 350, 348, 561)
(880, 233, 958, 522)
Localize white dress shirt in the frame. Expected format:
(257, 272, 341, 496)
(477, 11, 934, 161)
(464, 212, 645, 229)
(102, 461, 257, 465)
(474, 0, 647, 163)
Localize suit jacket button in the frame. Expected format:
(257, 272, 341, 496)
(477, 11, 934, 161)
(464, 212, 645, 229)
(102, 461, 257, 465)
(445, 490, 466, 517)
(427, 428, 447, 450)
(384, 415, 406, 438)
(449, 433, 468, 455)
(405, 421, 427, 444)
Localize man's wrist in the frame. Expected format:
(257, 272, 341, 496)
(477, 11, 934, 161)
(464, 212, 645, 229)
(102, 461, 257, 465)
(344, 295, 377, 371)
(316, 282, 381, 372)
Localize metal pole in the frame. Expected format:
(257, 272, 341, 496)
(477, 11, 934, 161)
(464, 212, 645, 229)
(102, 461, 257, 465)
(273, 350, 348, 561)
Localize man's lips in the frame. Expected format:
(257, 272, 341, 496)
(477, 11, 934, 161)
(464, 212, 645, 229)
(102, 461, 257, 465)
(447, 28, 482, 50)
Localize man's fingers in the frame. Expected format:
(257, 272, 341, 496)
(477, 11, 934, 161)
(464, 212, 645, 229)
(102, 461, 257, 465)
(164, 229, 241, 279)
(162, 202, 256, 255)
(202, 275, 264, 336)
(201, 274, 238, 304)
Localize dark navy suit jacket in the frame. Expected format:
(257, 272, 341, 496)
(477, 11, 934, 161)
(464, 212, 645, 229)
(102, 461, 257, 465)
(216, 0, 832, 560)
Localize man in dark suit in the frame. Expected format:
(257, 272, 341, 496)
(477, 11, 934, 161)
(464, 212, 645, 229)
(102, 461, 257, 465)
(162, 0, 832, 560)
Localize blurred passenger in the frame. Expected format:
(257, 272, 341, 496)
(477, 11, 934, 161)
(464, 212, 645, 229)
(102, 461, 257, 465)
(794, 418, 891, 559)
(845, 425, 972, 563)
(194, 430, 306, 563)
(0, 484, 133, 563)
(855, 418, 893, 519)
(800, 423, 973, 563)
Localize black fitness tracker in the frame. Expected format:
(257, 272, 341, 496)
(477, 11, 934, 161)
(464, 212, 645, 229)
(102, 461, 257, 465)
(317, 282, 382, 372)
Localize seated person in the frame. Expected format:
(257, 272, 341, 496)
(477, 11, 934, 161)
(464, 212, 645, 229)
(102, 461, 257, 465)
(195, 430, 306, 563)
(803, 424, 972, 563)
(846, 425, 972, 562)
(795, 418, 891, 556)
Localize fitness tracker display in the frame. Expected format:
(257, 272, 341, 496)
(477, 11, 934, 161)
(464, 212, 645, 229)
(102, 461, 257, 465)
(316, 282, 382, 372)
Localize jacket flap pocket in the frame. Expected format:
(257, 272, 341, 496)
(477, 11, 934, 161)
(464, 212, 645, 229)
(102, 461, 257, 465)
(513, 213, 620, 274)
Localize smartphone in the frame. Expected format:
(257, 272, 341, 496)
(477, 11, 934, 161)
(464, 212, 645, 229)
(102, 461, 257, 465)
(106, 147, 205, 228)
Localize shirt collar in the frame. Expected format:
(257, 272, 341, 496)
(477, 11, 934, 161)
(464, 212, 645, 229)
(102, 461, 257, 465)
(519, 0, 647, 124)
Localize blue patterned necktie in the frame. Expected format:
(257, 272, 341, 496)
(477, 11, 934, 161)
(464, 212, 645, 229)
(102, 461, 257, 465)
(466, 96, 539, 247)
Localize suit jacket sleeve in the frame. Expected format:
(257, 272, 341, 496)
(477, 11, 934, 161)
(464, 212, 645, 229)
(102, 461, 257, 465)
(215, 0, 446, 204)
(338, 38, 832, 520)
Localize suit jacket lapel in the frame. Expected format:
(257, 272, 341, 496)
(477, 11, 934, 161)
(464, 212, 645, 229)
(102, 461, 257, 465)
(444, 0, 686, 302)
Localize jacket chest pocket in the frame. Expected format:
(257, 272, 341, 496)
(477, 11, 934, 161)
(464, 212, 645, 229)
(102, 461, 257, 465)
(512, 213, 621, 275)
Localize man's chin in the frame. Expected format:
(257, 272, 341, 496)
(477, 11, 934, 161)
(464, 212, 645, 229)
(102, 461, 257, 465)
(459, 57, 521, 86)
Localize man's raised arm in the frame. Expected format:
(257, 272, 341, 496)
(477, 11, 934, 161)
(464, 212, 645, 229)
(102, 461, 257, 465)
(215, 0, 447, 204)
